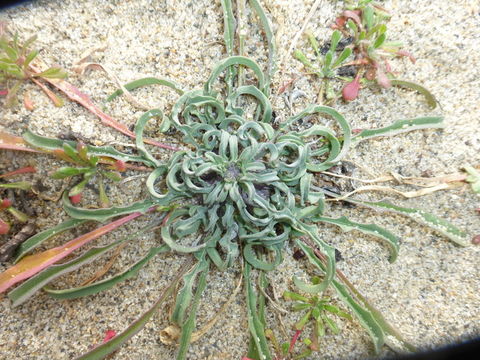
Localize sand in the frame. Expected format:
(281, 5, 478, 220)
(0, 0, 479, 359)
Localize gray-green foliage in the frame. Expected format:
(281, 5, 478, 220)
(3, 1, 470, 360)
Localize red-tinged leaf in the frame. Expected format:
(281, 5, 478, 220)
(52, 149, 75, 163)
(0, 166, 36, 178)
(23, 91, 34, 111)
(0, 211, 144, 294)
(342, 10, 362, 27)
(102, 330, 117, 343)
(30, 78, 64, 107)
(0, 131, 38, 153)
(335, 16, 346, 28)
(69, 193, 82, 205)
(396, 49, 416, 64)
(0, 89, 8, 96)
(28, 62, 177, 151)
(113, 160, 126, 172)
(0, 218, 10, 234)
(376, 67, 391, 89)
(288, 329, 302, 353)
(1, 198, 13, 209)
(342, 73, 361, 101)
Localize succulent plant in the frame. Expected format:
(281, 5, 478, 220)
(0, 1, 470, 360)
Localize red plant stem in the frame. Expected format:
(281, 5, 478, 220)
(30, 78, 64, 107)
(0, 166, 36, 178)
(28, 63, 178, 151)
(288, 329, 302, 353)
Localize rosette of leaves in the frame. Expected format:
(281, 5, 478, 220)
(144, 56, 352, 278)
(283, 280, 352, 356)
(294, 30, 353, 102)
(51, 141, 123, 207)
(295, 2, 436, 106)
(0, 23, 66, 108)
(0, 1, 469, 360)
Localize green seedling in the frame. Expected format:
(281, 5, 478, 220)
(283, 277, 352, 353)
(51, 142, 124, 207)
(0, 22, 66, 108)
(295, 1, 435, 106)
(294, 30, 352, 102)
(0, 167, 34, 234)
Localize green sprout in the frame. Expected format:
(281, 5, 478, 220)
(294, 2, 436, 106)
(50, 142, 124, 207)
(0, 168, 33, 234)
(0, 22, 67, 108)
(294, 30, 352, 102)
(283, 278, 352, 355)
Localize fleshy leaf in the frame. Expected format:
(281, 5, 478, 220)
(353, 117, 444, 143)
(354, 200, 469, 246)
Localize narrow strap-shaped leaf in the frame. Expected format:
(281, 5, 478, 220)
(390, 79, 437, 109)
(204, 56, 265, 95)
(0, 211, 146, 294)
(43, 244, 170, 300)
(244, 263, 272, 360)
(172, 256, 209, 325)
(0, 130, 39, 153)
(105, 77, 184, 103)
(352, 117, 444, 143)
(75, 258, 193, 360)
(354, 200, 469, 246)
(63, 192, 155, 222)
(281, 105, 351, 166)
(8, 223, 161, 306)
(134, 109, 162, 167)
(176, 258, 209, 360)
(220, 0, 236, 96)
(243, 243, 283, 271)
(14, 218, 88, 263)
(29, 61, 177, 150)
(23, 129, 156, 166)
(316, 216, 399, 262)
(302, 238, 416, 353)
(294, 222, 336, 293)
(295, 240, 385, 353)
(249, 0, 276, 93)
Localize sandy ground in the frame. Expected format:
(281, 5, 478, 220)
(0, 0, 479, 359)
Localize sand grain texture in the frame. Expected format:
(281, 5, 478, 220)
(0, 1, 479, 359)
